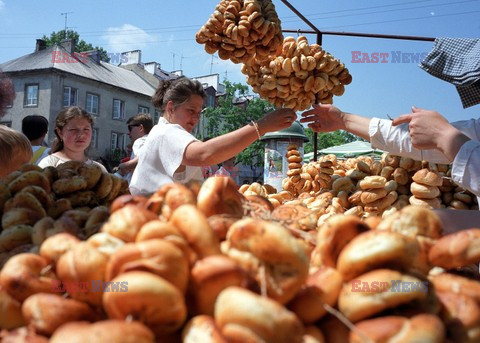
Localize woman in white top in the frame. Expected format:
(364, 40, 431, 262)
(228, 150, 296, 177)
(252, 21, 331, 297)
(38, 106, 107, 173)
(130, 77, 296, 195)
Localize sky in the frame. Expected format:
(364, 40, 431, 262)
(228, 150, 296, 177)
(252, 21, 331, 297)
(1, 0, 479, 123)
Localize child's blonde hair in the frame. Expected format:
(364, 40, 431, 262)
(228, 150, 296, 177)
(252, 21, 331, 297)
(0, 125, 32, 163)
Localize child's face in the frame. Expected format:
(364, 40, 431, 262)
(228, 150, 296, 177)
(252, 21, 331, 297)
(58, 117, 92, 153)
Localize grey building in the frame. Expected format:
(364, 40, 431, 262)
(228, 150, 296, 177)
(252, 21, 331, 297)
(0, 39, 172, 167)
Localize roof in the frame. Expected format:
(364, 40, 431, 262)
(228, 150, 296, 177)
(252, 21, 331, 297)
(304, 140, 384, 161)
(0, 44, 156, 97)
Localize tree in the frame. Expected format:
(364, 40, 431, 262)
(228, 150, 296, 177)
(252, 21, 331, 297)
(303, 127, 359, 154)
(42, 30, 110, 62)
(202, 80, 275, 168)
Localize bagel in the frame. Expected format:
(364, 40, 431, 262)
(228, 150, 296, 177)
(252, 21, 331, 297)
(337, 230, 420, 280)
(430, 272, 480, 302)
(288, 267, 343, 324)
(412, 168, 443, 187)
(332, 177, 354, 193)
(410, 182, 440, 199)
(169, 204, 221, 259)
(105, 239, 189, 294)
(350, 314, 445, 343)
(21, 293, 97, 336)
(78, 163, 103, 189)
(182, 315, 226, 343)
(376, 205, 443, 238)
(0, 285, 25, 329)
(86, 232, 125, 257)
(271, 204, 319, 232)
(409, 196, 442, 209)
(39, 232, 80, 264)
(146, 183, 197, 219)
(189, 255, 248, 316)
(360, 188, 388, 204)
(315, 214, 370, 268)
(223, 218, 309, 304)
(103, 271, 187, 335)
(0, 326, 49, 342)
(428, 228, 480, 269)
(359, 176, 387, 190)
(1, 208, 42, 230)
(101, 205, 157, 242)
(197, 176, 244, 217)
(32, 217, 55, 246)
(8, 170, 51, 194)
(364, 191, 398, 213)
(110, 194, 148, 213)
(0, 224, 33, 253)
(56, 242, 109, 306)
(47, 198, 72, 219)
(392, 167, 409, 185)
(436, 291, 480, 342)
(94, 172, 114, 200)
(52, 175, 88, 195)
(338, 269, 428, 322)
(50, 320, 155, 343)
(214, 287, 303, 343)
(0, 253, 57, 302)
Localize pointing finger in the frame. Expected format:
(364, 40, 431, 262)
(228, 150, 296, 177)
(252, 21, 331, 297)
(392, 114, 413, 126)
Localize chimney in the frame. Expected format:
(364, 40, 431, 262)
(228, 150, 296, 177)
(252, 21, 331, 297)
(60, 39, 75, 55)
(88, 50, 101, 64)
(35, 39, 46, 52)
(144, 62, 159, 75)
(120, 50, 142, 65)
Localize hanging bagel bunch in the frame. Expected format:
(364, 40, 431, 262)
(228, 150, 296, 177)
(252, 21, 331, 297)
(195, 0, 284, 64)
(196, 0, 352, 111)
(242, 35, 353, 110)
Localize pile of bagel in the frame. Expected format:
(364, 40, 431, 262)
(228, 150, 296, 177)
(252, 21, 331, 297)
(0, 162, 127, 264)
(0, 176, 479, 343)
(239, 152, 477, 225)
(242, 35, 352, 110)
(195, 0, 283, 64)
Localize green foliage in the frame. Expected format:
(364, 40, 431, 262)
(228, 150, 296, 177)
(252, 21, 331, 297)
(303, 128, 359, 154)
(203, 80, 275, 167)
(42, 30, 110, 62)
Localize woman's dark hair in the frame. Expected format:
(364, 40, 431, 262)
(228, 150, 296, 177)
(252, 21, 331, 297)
(51, 106, 93, 153)
(152, 77, 206, 113)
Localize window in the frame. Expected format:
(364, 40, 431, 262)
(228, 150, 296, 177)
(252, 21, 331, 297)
(121, 133, 128, 150)
(63, 86, 78, 107)
(86, 93, 99, 115)
(24, 84, 39, 107)
(154, 110, 161, 124)
(111, 132, 118, 151)
(0, 122, 12, 127)
(207, 94, 215, 108)
(91, 128, 98, 148)
(138, 105, 149, 114)
(113, 99, 125, 120)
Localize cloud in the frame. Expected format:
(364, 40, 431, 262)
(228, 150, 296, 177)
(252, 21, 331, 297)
(0, 1, 5, 11)
(430, 12, 435, 16)
(102, 24, 156, 53)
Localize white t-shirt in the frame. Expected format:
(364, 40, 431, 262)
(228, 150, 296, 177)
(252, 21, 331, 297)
(38, 153, 108, 173)
(369, 117, 480, 202)
(129, 117, 204, 195)
(123, 135, 148, 184)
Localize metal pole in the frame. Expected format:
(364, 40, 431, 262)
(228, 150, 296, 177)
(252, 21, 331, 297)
(282, 29, 435, 42)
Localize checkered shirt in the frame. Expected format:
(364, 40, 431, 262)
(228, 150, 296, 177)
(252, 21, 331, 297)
(419, 37, 480, 108)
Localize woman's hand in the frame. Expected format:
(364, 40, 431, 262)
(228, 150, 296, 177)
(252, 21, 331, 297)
(393, 106, 470, 161)
(256, 108, 297, 135)
(299, 104, 346, 132)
